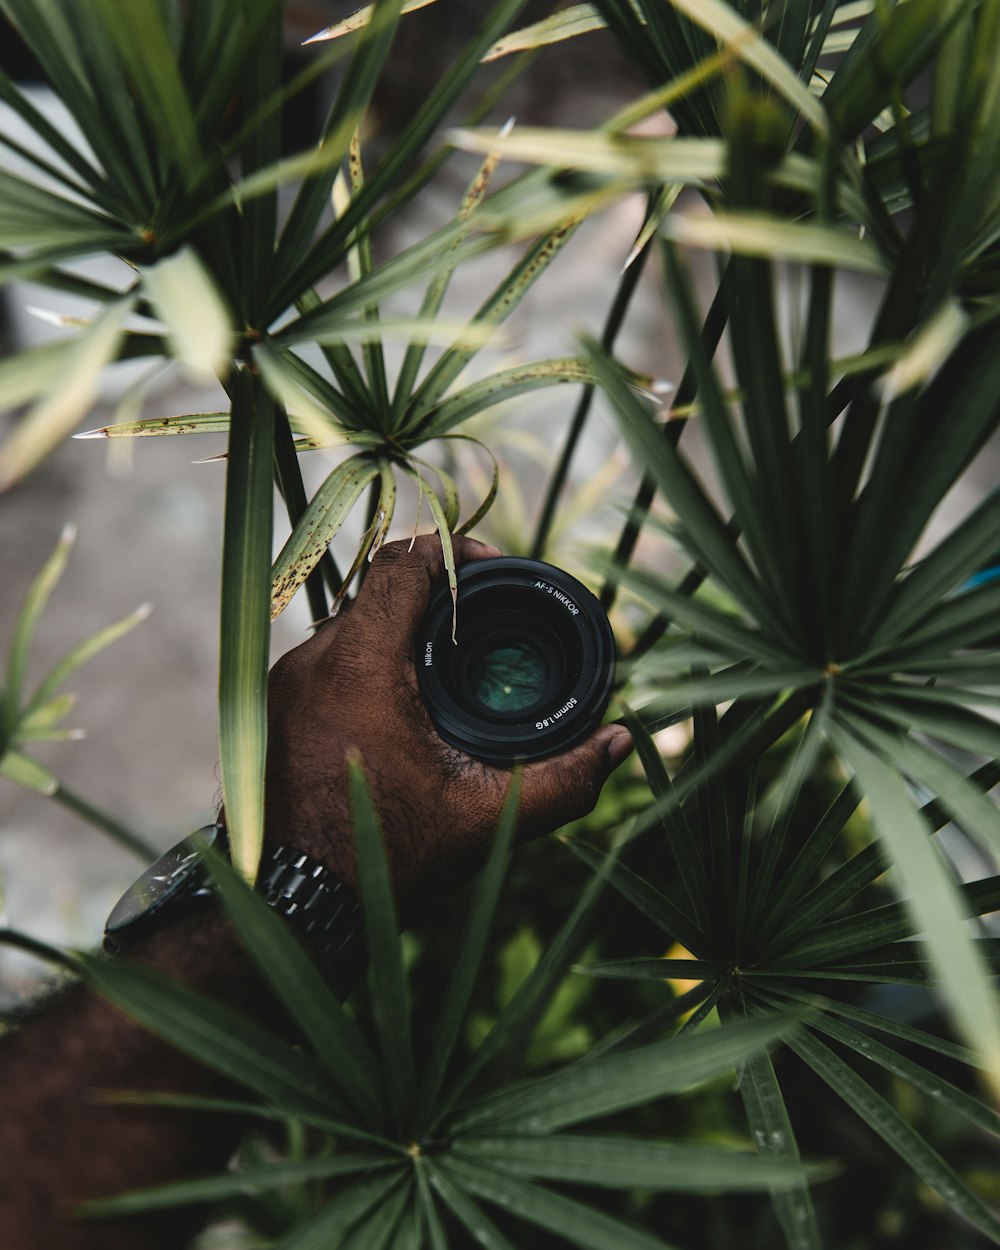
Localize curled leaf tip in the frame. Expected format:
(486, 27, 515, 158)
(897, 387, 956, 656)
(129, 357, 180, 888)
(307, 613, 337, 631)
(368, 512, 387, 562)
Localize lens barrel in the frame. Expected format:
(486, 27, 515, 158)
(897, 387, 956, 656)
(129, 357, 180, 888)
(416, 557, 616, 765)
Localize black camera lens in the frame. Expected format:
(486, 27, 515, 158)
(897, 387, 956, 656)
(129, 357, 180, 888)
(469, 638, 548, 712)
(416, 557, 616, 765)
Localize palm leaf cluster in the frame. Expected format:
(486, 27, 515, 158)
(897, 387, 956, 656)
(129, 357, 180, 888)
(574, 723, 1000, 1246)
(2, 1, 1000, 1247)
(0, 525, 154, 857)
(453, 0, 1000, 1239)
(67, 770, 813, 1249)
(601, 4, 1000, 1075)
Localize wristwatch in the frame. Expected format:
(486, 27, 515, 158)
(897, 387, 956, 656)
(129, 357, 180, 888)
(103, 824, 365, 995)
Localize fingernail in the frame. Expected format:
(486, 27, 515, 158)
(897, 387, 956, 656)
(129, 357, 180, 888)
(607, 728, 634, 770)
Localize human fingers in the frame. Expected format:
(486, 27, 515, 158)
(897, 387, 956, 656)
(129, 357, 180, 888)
(516, 724, 634, 840)
(350, 533, 502, 654)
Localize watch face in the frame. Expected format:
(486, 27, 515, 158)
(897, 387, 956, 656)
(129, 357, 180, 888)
(105, 826, 221, 937)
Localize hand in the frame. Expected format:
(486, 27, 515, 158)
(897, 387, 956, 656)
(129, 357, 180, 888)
(264, 535, 633, 915)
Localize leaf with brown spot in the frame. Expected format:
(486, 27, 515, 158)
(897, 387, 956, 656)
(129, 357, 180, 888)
(270, 455, 379, 619)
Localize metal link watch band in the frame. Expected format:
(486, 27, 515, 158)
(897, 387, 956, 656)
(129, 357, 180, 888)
(256, 844, 365, 994)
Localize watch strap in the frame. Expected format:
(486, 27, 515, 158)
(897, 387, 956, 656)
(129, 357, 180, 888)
(256, 843, 365, 995)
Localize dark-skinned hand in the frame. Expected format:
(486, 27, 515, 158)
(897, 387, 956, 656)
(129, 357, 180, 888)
(264, 534, 633, 917)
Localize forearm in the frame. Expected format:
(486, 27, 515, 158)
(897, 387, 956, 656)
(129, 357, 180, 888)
(0, 911, 267, 1250)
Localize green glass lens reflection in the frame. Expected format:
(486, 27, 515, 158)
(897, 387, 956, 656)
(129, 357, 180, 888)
(470, 640, 547, 713)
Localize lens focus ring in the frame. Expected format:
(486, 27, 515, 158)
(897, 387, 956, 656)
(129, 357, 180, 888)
(415, 557, 616, 765)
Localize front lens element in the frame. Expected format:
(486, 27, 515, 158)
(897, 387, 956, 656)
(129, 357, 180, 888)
(416, 557, 616, 765)
(470, 639, 548, 713)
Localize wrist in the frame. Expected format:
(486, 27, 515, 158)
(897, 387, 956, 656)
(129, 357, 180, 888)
(105, 827, 366, 1000)
(125, 909, 270, 1025)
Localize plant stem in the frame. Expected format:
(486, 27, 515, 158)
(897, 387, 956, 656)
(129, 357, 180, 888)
(51, 783, 156, 860)
(0, 926, 75, 968)
(530, 213, 654, 562)
(624, 535, 730, 667)
(272, 407, 334, 623)
(365, 40, 542, 245)
(599, 260, 730, 610)
(352, 476, 384, 592)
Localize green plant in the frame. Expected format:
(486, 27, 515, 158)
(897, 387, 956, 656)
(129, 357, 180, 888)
(0, 0, 608, 879)
(3, 1, 1000, 1246)
(0, 524, 154, 857)
(57, 769, 817, 1247)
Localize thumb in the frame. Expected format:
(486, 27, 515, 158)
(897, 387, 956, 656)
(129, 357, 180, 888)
(517, 724, 634, 840)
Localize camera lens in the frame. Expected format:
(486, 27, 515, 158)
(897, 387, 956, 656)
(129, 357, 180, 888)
(469, 639, 548, 713)
(416, 557, 616, 765)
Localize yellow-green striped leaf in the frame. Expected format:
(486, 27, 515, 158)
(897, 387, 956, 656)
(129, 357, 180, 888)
(483, 4, 605, 62)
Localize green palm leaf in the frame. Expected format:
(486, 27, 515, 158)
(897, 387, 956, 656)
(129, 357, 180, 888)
(76, 953, 345, 1119)
(0, 296, 133, 488)
(787, 1027, 1000, 1242)
(426, 1159, 518, 1250)
(348, 760, 417, 1130)
(442, 1154, 678, 1250)
(273, 1172, 407, 1250)
(723, 997, 822, 1250)
(832, 728, 1000, 1087)
(436, 849, 614, 1125)
(451, 1013, 793, 1134)
(270, 454, 379, 618)
(203, 850, 384, 1123)
(79, 1153, 396, 1217)
(416, 775, 520, 1124)
(218, 369, 274, 881)
(452, 1133, 825, 1191)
